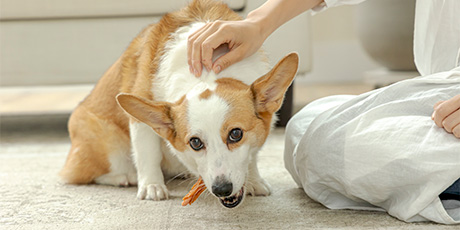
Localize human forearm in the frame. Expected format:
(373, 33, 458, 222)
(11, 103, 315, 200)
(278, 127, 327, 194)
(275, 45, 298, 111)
(246, 0, 324, 40)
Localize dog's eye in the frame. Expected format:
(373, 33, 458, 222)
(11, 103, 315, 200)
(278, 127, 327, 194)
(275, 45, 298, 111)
(189, 137, 204, 151)
(228, 128, 243, 143)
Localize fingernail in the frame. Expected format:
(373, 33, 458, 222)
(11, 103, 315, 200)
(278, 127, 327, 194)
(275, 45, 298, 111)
(194, 69, 199, 77)
(214, 65, 221, 74)
(189, 66, 193, 74)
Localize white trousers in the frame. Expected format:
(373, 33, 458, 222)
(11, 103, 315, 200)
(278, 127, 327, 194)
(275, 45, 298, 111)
(285, 69, 460, 224)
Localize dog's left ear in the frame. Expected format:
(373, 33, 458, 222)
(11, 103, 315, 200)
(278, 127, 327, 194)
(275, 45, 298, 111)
(251, 52, 299, 114)
(116, 94, 174, 139)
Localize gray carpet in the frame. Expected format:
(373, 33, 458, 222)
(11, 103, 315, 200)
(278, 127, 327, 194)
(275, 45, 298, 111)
(0, 126, 457, 230)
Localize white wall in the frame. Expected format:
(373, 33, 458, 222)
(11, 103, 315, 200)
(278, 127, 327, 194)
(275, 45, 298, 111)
(1, 3, 378, 86)
(298, 5, 380, 84)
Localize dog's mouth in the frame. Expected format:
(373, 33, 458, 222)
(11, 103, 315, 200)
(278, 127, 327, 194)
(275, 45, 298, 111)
(219, 187, 244, 208)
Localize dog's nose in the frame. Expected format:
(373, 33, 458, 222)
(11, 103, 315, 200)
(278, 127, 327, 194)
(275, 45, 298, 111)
(212, 181, 233, 197)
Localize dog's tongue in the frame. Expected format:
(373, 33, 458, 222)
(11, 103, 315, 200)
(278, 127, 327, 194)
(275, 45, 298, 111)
(181, 177, 206, 206)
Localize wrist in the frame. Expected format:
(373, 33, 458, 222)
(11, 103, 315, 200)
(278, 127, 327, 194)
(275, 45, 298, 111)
(245, 10, 274, 40)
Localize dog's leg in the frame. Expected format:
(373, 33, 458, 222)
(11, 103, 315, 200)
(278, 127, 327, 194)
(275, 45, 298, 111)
(130, 121, 169, 200)
(61, 106, 134, 186)
(94, 149, 138, 187)
(246, 155, 271, 196)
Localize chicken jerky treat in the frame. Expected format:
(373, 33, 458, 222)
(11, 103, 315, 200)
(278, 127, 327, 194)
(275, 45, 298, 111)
(182, 177, 206, 206)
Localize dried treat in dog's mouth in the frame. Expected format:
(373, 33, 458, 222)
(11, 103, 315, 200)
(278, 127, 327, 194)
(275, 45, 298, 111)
(182, 177, 206, 206)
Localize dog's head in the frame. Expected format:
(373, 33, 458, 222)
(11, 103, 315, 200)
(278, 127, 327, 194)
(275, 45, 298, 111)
(117, 53, 298, 208)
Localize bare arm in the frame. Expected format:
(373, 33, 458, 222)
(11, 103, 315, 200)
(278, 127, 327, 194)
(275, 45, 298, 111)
(247, 0, 323, 40)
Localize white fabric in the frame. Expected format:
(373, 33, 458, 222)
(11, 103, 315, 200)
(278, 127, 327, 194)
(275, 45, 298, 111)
(414, 0, 460, 76)
(311, 0, 365, 14)
(286, 0, 460, 225)
(285, 71, 460, 224)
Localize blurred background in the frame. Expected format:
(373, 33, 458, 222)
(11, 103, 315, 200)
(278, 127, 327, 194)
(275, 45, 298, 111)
(0, 0, 419, 134)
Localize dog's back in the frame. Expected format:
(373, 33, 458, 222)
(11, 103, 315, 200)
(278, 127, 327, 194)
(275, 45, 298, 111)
(60, 0, 244, 184)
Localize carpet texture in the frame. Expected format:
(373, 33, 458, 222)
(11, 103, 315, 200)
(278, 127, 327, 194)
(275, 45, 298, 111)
(0, 128, 457, 230)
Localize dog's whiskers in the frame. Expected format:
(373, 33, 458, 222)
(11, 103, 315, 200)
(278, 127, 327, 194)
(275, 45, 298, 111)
(202, 189, 212, 199)
(166, 170, 196, 184)
(179, 177, 199, 187)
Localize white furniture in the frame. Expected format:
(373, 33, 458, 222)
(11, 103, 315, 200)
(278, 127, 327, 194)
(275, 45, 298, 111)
(0, 0, 312, 86)
(356, 0, 419, 88)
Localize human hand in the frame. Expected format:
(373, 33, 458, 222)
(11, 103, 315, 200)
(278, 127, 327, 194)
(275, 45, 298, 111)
(432, 94, 460, 138)
(187, 19, 266, 77)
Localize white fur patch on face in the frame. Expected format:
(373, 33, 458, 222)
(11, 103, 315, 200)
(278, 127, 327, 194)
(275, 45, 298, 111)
(187, 93, 228, 138)
(186, 81, 217, 100)
(186, 93, 250, 196)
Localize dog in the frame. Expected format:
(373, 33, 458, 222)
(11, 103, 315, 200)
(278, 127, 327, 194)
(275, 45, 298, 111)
(60, 0, 298, 208)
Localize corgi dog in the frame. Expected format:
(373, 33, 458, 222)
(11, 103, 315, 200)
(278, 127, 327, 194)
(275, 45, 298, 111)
(60, 0, 298, 208)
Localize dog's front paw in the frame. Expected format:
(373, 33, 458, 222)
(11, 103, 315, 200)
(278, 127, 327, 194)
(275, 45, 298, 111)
(246, 178, 271, 196)
(137, 183, 169, 201)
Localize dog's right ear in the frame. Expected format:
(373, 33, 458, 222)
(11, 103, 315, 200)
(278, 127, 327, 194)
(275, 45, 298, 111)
(116, 93, 174, 139)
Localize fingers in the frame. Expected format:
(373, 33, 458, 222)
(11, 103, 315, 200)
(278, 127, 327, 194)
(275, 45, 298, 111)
(441, 108, 460, 133)
(188, 21, 227, 77)
(431, 101, 444, 121)
(432, 94, 460, 138)
(433, 101, 444, 109)
(212, 45, 246, 74)
(186, 20, 262, 77)
(188, 23, 213, 77)
(432, 95, 460, 128)
(187, 24, 211, 67)
(201, 28, 230, 73)
(453, 123, 460, 138)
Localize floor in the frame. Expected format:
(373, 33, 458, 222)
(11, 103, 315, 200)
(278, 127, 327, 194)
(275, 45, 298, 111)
(1, 82, 456, 229)
(2, 128, 456, 229)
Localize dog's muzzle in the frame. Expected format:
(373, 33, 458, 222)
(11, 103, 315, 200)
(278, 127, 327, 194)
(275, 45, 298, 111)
(219, 187, 244, 208)
(212, 176, 244, 208)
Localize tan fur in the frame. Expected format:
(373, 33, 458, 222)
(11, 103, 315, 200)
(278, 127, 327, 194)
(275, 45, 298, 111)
(215, 53, 299, 149)
(118, 53, 298, 155)
(213, 78, 264, 149)
(199, 89, 213, 99)
(116, 94, 190, 153)
(60, 0, 242, 184)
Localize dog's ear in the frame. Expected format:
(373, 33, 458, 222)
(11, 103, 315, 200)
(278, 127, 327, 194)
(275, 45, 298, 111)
(116, 94, 174, 139)
(251, 52, 299, 114)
